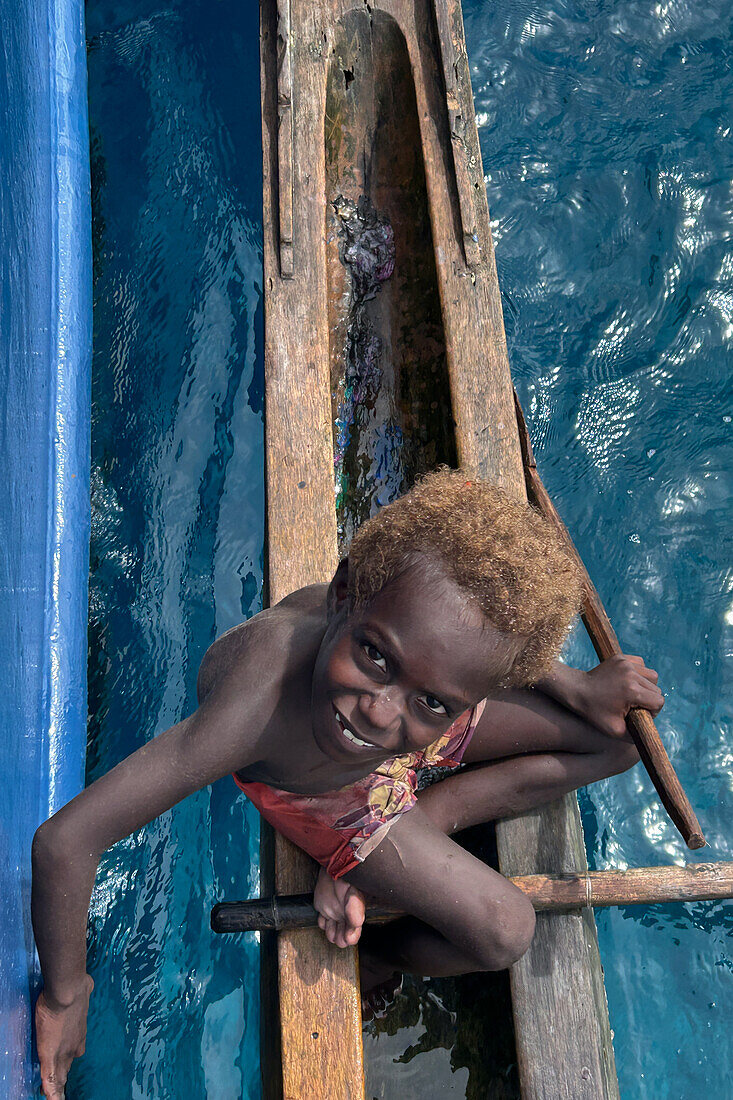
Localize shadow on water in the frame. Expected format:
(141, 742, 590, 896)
(363, 827, 519, 1100)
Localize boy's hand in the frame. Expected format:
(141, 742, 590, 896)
(313, 866, 365, 948)
(35, 976, 93, 1099)
(576, 654, 664, 739)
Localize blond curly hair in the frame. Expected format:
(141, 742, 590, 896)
(347, 467, 583, 686)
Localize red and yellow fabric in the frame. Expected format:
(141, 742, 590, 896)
(233, 700, 486, 879)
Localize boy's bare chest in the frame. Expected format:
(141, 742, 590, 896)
(236, 694, 380, 794)
(206, 594, 379, 794)
(239, 719, 378, 795)
(238, 761, 372, 795)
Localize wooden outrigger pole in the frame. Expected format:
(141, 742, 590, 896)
(513, 394, 706, 851)
(214, 861, 733, 931)
(257, 0, 677, 1095)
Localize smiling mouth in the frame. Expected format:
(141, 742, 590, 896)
(333, 706, 379, 750)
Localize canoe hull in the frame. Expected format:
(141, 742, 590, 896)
(260, 1, 619, 1096)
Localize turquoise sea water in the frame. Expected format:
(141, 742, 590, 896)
(463, 1, 732, 1094)
(75, 1, 730, 1097)
(71, 3, 263, 1096)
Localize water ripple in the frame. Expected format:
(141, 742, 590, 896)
(75, 3, 264, 1097)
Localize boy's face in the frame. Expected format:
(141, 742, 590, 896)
(311, 556, 522, 765)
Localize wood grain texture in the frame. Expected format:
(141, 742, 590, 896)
(511, 862, 733, 909)
(430, 0, 481, 265)
(261, 1, 364, 1096)
(497, 800, 620, 1100)
(276, 0, 294, 277)
(325, 7, 458, 544)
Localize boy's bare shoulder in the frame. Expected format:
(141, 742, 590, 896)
(196, 583, 327, 703)
(273, 582, 329, 612)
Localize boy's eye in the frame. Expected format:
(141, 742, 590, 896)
(420, 694, 448, 716)
(363, 643, 387, 671)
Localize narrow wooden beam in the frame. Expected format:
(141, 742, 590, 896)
(212, 862, 733, 932)
(260, 1, 364, 1096)
(275, 0, 294, 278)
(430, 0, 482, 267)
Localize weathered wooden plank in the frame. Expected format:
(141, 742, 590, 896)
(430, 0, 481, 266)
(276, 0, 294, 278)
(497, 801, 620, 1100)
(325, 5, 458, 543)
(260, 1, 364, 1096)
(379, 0, 526, 491)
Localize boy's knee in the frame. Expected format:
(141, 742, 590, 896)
(496, 895, 536, 968)
(472, 891, 536, 971)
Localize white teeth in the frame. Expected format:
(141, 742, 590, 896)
(335, 709, 374, 748)
(342, 726, 372, 748)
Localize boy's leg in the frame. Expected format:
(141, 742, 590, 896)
(346, 688, 638, 984)
(344, 805, 537, 983)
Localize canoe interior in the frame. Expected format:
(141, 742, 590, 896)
(326, 8, 456, 547)
(324, 10, 518, 1091)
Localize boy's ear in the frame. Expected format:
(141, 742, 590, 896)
(327, 557, 350, 617)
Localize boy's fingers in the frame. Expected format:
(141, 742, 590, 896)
(628, 658, 662, 684)
(327, 918, 348, 948)
(41, 1071, 65, 1100)
(324, 918, 360, 949)
(335, 923, 349, 948)
(344, 891, 366, 931)
(344, 923, 362, 946)
(328, 921, 346, 948)
(631, 686, 665, 713)
(643, 681, 664, 703)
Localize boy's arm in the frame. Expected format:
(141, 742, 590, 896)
(32, 679, 258, 1004)
(31, 673, 262, 1097)
(534, 655, 664, 738)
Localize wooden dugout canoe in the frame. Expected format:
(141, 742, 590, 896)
(259, 0, 619, 1096)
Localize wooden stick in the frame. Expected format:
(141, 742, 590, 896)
(211, 862, 733, 932)
(513, 392, 706, 851)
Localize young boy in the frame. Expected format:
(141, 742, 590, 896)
(32, 469, 663, 1098)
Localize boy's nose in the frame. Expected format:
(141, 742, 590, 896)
(357, 689, 402, 733)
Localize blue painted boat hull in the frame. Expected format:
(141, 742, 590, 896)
(0, 1, 92, 1094)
